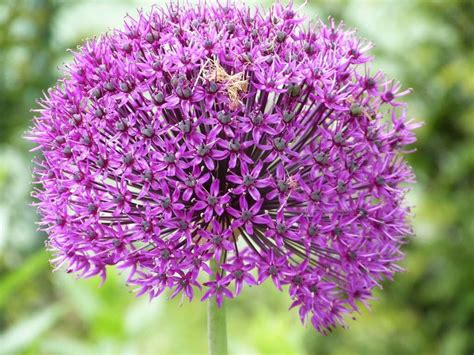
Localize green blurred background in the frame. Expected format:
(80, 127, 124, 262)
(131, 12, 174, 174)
(0, 0, 473, 354)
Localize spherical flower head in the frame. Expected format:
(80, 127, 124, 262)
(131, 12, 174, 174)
(28, 2, 420, 333)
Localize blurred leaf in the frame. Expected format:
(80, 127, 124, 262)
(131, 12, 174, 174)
(0, 250, 47, 307)
(0, 304, 63, 354)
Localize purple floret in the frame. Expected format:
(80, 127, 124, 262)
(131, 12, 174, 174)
(28, 2, 420, 333)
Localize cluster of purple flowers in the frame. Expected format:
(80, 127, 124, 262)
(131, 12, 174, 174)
(29, 2, 419, 332)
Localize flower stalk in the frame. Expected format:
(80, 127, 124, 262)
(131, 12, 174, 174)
(208, 259, 228, 355)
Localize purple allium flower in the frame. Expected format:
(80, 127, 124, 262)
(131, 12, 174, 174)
(28, 2, 420, 333)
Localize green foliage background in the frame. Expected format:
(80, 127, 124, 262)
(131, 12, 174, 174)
(0, 0, 473, 354)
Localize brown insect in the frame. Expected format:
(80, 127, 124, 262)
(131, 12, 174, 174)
(201, 58, 248, 110)
(276, 174, 299, 213)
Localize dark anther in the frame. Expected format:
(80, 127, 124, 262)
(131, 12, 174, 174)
(142, 221, 151, 232)
(348, 48, 359, 57)
(146, 32, 158, 43)
(105, 82, 115, 92)
(273, 137, 286, 152)
(212, 236, 222, 245)
(348, 251, 357, 261)
(276, 223, 286, 234)
(113, 238, 122, 247)
(218, 112, 231, 124)
(366, 78, 376, 89)
(242, 52, 252, 62)
(333, 227, 342, 237)
(153, 92, 165, 104)
(180, 55, 190, 64)
(309, 284, 318, 293)
(142, 170, 153, 182)
(179, 120, 192, 133)
(336, 181, 347, 193)
(208, 81, 219, 94)
(91, 88, 102, 99)
(233, 270, 243, 279)
(176, 86, 192, 99)
(310, 191, 321, 202)
(269, 266, 278, 275)
(73, 171, 84, 182)
(86, 230, 97, 239)
(145, 33, 154, 43)
(196, 144, 210, 156)
(56, 217, 65, 226)
(228, 140, 240, 152)
(113, 195, 124, 204)
(115, 120, 127, 132)
(160, 249, 171, 259)
(315, 153, 328, 164)
(358, 208, 368, 218)
(243, 175, 255, 186)
(251, 113, 264, 125)
(349, 161, 358, 172)
(304, 42, 316, 55)
(63, 145, 72, 158)
(282, 7, 294, 18)
(178, 220, 188, 230)
(121, 42, 132, 53)
(164, 153, 176, 163)
(55, 136, 65, 144)
(277, 180, 289, 192)
(241, 211, 253, 222)
(87, 203, 97, 213)
(276, 31, 287, 43)
(283, 111, 295, 123)
(376, 176, 386, 186)
(71, 114, 82, 126)
(308, 225, 318, 236)
(94, 108, 104, 118)
(384, 91, 394, 101)
(293, 275, 303, 285)
(334, 133, 344, 144)
(81, 135, 91, 146)
(170, 75, 180, 88)
(161, 197, 171, 208)
(203, 39, 214, 50)
(207, 196, 218, 206)
(226, 22, 235, 34)
(96, 156, 107, 168)
(313, 68, 322, 78)
(185, 175, 196, 187)
(122, 153, 134, 166)
(141, 126, 154, 138)
(152, 61, 162, 71)
(119, 82, 130, 93)
(182, 87, 192, 99)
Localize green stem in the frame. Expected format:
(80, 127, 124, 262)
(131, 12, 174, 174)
(208, 259, 228, 355)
